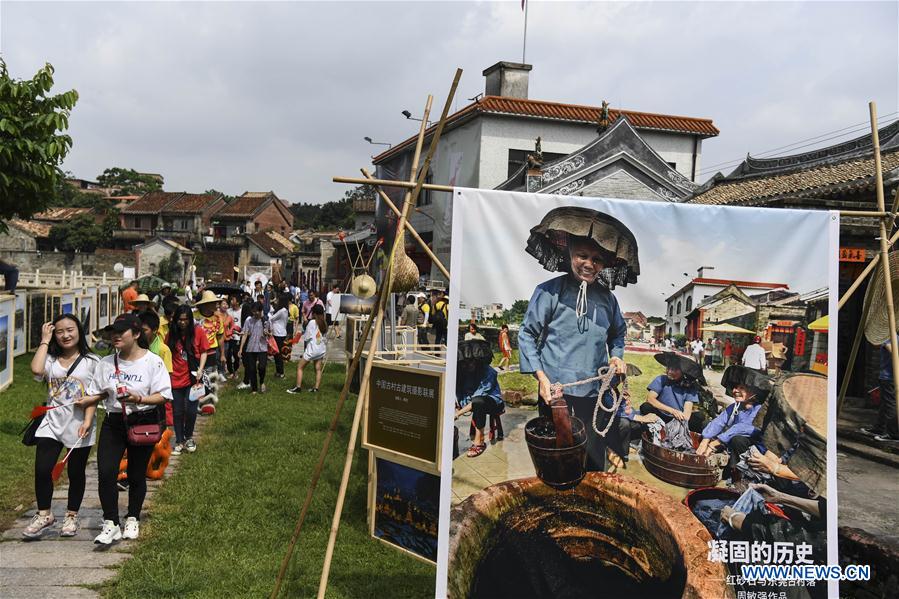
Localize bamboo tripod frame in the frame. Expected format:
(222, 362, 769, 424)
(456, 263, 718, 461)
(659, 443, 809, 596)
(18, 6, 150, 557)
(270, 68, 462, 599)
(835, 102, 899, 437)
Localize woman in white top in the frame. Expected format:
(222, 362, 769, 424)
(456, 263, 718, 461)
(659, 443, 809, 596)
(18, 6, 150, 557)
(24, 314, 103, 539)
(287, 304, 328, 394)
(269, 293, 289, 378)
(93, 313, 173, 545)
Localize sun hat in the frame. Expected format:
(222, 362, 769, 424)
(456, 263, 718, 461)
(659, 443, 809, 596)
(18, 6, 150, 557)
(193, 290, 221, 307)
(457, 339, 493, 367)
(721, 365, 773, 401)
(525, 206, 640, 289)
(132, 294, 153, 305)
(653, 352, 705, 384)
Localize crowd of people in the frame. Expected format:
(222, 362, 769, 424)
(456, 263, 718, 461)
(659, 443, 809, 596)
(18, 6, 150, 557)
(21, 278, 338, 545)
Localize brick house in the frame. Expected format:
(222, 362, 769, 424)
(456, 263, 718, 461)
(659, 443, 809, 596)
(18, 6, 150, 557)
(115, 191, 224, 248)
(211, 191, 293, 240)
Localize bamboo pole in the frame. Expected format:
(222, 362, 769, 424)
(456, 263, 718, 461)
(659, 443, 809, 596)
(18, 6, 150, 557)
(360, 167, 450, 279)
(333, 175, 454, 192)
(868, 102, 899, 434)
(316, 91, 438, 599)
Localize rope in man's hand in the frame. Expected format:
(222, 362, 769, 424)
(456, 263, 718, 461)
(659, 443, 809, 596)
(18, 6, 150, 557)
(549, 365, 629, 438)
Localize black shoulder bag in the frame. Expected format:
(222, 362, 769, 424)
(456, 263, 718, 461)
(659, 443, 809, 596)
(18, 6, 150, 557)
(22, 354, 86, 446)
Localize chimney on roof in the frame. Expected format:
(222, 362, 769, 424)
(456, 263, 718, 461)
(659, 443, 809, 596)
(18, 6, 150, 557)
(483, 61, 532, 99)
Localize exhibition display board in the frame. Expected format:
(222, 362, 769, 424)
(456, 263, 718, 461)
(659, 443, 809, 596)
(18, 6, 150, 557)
(0, 295, 14, 391)
(12, 290, 27, 357)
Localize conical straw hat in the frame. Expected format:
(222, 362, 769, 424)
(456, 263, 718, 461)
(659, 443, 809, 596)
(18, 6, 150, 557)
(525, 206, 640, 289)
(351, 274, 377, 299)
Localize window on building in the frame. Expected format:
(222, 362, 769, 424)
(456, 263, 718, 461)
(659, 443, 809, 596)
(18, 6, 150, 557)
(669, 304, 673, 317)
(420, 170, 434, 206)
(507, 149, 567, 179)
(667, 161, 677, 170)
(685, 297, 692, 312)
(133, 217, 142, 229)
(676, 301, 682, 314)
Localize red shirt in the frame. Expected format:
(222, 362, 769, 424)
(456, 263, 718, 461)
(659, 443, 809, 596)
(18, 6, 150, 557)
(122, 287, 138, 312)
(166, 326, 211, 389)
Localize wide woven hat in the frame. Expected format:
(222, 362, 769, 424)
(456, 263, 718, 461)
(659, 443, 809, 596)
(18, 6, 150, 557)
(863, 250, 899, 344)
(457, 339, 493, 367)
(721, 365, 773, 401)
(132, 294, 153, 305)
(525, 206, 640, 289)
(351, 273, 377, 299)
(653, 352, 705, 384)
(193, 290, 221, 307)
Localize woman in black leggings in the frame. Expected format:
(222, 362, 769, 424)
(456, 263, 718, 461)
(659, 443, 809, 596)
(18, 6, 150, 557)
(93, 313, 173, 545)
(24, 314, 102, 539)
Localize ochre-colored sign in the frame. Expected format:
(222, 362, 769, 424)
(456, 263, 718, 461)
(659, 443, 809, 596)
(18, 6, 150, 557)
(366, 364, 441, 466)
(839, 247, 865, 262)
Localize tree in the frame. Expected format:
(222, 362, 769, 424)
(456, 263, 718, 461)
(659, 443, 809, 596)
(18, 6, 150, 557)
(500, 299, 530, 325)
(288, 184, 372, 230)
(0, 60, 78, 233)
(48, 213, 110, 252)
(96, 167, 162, 196)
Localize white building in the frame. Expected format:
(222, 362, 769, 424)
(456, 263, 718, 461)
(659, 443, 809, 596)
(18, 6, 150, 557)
(665, 276, 787, 337)
(374, 61, 719, 283)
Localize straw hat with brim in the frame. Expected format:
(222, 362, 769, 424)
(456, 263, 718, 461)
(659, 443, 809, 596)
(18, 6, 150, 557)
(653, 352, 705, 385)
(351, 274, 377, 299)
(525, 206, 640, 289)
(193, 290, 222, 307)
(457, 339, 493, 367)
(103, 313, 142, 334)
(132, 294, 153, 305)
(721, 365, 773, 401)
(863, 250, 899, 344)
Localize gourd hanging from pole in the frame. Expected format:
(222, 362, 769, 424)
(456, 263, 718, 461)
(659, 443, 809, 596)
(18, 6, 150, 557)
(390, 230, 419, 293)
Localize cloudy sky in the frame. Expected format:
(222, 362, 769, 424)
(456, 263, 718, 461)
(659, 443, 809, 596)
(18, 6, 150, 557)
(1, 1, 896, 205)
(453, 189, 833, 315)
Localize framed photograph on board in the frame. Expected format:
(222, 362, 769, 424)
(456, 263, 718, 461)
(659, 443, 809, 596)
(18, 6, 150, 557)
(13, 290, 27, 357)
(0, 295, 14, 391)
(368, 453, 440, 564)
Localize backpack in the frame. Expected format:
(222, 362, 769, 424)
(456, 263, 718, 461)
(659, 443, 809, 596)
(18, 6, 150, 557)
(431, 298, 448, 328)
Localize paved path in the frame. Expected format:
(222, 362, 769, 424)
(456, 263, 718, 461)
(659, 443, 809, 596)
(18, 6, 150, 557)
(0, 418, 207, 598)
(836, 450, 899, 550)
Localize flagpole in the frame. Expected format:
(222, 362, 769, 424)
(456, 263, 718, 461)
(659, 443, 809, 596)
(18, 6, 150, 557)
(522, 0, 528, 64)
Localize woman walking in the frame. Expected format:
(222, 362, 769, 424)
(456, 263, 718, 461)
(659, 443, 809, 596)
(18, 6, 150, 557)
(93, 314, 172, 544)
(269, 293, 289, 378)
(166, 305, 209, 455)
(24, 315, 101, 539)
(497, 324, 512, 371)
(287, 304, 328, 394)
(238, 302, 270, 394)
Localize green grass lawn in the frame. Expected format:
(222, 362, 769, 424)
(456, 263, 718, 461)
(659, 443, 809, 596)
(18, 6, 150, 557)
(0, 354, 50, 530)
(102, 364, 435, 599)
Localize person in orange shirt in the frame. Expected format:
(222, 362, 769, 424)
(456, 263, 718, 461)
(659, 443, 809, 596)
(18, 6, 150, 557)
(192, 291, 224, 376)
(217, 299, 235, 378)
(121, 281, 139, 314)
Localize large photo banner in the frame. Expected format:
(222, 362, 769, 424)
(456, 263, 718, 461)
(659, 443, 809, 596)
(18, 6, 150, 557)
(437, 188, 838, 599)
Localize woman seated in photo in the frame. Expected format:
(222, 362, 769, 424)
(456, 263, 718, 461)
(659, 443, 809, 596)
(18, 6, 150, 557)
(455, 339, 504, 458)
(639, 351, 705, 432)
(697, 365, 771, 472)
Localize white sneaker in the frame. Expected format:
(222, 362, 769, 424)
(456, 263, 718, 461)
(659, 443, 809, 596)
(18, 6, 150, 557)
(236, 382, 250, 390)
(122, 517, 140, 540)
(260, 384, 267, 393)
(185, 439, 197, 453)
(60, 513, 79, 537)
(171, 444, 183, 456)
(94, 520, 122, 545)
(22, 511, 55, 538)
